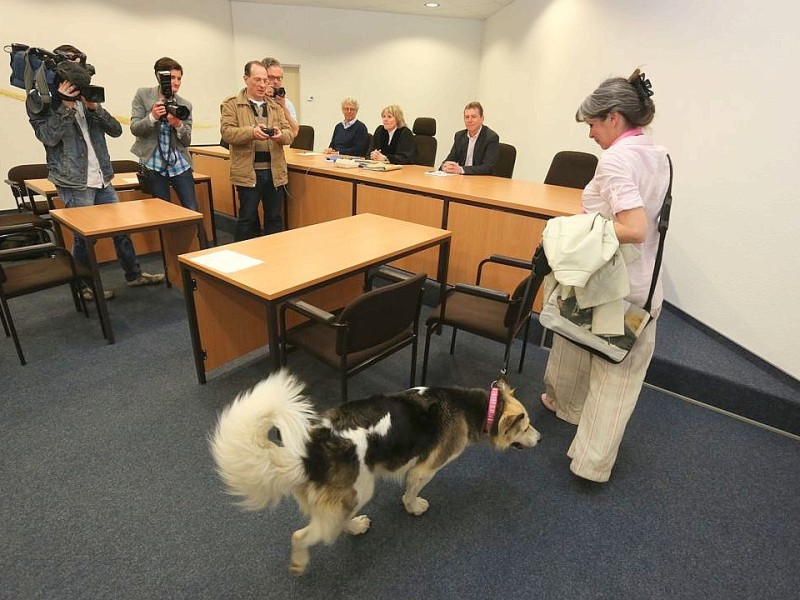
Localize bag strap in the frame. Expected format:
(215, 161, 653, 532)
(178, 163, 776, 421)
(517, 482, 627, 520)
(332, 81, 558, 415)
(643, 154, 673, 312)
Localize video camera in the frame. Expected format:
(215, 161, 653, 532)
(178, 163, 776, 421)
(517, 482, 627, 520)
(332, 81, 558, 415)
(5, 43, 105, 113)
(157, 70, 190, 121)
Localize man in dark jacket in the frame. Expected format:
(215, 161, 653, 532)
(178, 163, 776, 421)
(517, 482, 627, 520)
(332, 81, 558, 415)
(440, 101, 500, 175)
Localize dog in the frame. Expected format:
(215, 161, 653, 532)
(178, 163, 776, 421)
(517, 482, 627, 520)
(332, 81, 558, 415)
(210, 370, 540, 575)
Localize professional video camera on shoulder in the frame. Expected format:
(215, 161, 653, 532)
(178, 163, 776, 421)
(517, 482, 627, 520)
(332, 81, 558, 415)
(157, 70, 190, 121)
(5, 43, 105, 113)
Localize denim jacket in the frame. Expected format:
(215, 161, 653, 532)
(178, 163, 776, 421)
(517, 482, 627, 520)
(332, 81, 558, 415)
(28, 102, 122, 189)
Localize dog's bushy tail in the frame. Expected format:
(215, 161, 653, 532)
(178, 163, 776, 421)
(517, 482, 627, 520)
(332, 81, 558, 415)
(210, 370, 316, 511)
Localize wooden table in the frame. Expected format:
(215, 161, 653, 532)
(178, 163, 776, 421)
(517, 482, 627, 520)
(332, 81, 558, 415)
(179, 213, 452, 383)
(188, 146, 582, 299)
(24, 171, 217, 248)
(50, 199, 206, 344)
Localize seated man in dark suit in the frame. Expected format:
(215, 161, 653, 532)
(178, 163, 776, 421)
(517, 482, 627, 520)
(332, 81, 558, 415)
(440, 101, 500, 175)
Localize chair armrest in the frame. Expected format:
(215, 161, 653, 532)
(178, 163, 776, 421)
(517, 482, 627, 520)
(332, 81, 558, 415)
(0, 223, 35, 234)
(284, 299, 336, 324)
(4, 178, 23, 190)
(476, 254, 532, 285)
(454, 283, 509, 303)
(486, 254, 532, 270)
(367, 265, 422, 290)
(0, 241, 57, 260)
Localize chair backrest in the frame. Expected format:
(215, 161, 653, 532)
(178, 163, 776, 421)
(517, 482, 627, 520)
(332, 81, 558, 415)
(111, 160, 140, 174)
(290, 125, 315, 151)
(544, 151, 598, 189)
(335, 272, 427, 355)
(503, 245, 550, 331)
(495, 143, 517, 179)
(7, 164, 49, 196)
(412, 117, 437, 167)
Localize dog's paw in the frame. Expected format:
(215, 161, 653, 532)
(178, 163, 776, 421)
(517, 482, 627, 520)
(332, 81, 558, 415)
(403, 496, 429, 516)
(345, 515, 371, 535)
(289, 560, 307, 576)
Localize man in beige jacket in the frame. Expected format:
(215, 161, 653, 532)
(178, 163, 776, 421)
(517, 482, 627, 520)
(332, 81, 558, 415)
(221, 61, 295, 241)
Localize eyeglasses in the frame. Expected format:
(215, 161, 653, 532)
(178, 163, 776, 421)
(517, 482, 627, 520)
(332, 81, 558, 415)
(267, 75, 283, 82)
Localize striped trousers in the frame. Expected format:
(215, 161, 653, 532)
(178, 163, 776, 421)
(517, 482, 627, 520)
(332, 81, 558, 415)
(544, 319, 658, 482)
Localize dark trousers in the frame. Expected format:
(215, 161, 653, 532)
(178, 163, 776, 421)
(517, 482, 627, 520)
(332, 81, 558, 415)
(235, 168, 284, 241)
(149, 168, 198, 211)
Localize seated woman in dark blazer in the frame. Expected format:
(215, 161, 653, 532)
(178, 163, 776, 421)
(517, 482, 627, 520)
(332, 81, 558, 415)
(368, 104, 416, 165)
(323, 96, 369, 157)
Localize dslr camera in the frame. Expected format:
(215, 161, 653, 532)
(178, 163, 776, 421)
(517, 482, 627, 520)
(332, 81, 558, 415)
(157, 70, 190, 121)
(260, 125, 278, 136)
(273, 86, 286, 98)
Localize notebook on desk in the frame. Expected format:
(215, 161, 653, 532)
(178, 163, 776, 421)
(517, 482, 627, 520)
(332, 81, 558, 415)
(361, 161, 402, 172)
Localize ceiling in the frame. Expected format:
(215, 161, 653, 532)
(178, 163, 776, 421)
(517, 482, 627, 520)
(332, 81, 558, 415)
(237, 0, 515, 20)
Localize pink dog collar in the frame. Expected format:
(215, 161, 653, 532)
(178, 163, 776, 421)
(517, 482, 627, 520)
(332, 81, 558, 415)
(484, 384, 499, 432)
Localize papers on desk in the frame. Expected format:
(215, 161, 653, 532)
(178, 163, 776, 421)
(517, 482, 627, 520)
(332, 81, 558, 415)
(189, 249, 263, 273)
(425, 170, 455, 177)
(121, 177, 140, 184)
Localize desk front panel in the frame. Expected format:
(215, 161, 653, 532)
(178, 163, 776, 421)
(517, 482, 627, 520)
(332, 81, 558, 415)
(447, 201, 545, 308)
(191, 270, 363, 372)
(190, 151, 234, 217)
(287, 171, 352, 228)
(356, 185, 444, 278)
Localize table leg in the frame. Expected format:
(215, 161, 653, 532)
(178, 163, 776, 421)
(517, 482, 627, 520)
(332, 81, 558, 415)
(266, 302, 281, 371)
(435, 239, 451, 334)
(86, 238, 114, 344)
(182, 265, 206, 384)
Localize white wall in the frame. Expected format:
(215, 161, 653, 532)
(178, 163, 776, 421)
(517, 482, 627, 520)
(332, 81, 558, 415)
(0, 0, 235, 197)
(1, 0, 798, 380)
(229, 2, 483, 158)
(481, 0, 800, 379)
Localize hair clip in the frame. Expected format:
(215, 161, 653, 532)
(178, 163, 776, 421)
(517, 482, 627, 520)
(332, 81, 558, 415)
(632, 72, 654, 102)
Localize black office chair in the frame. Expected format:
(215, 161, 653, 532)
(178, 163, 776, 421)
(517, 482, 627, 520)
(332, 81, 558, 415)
(5, 164, 50, 214)
(421, 246, 550, 383)
(290, 125, 315, 151)
(544, 151, 598, 189)
(412, 117, 437, 167)
(280, 270, 427, 401)
(495, 143, 517, 179)
(0, 227, 103, 365)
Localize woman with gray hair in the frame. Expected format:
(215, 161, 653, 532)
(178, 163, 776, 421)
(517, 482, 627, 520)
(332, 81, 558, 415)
(540, 69, 671, 483)
(323, 97, 369, 157)
(368, 104, 416, 164)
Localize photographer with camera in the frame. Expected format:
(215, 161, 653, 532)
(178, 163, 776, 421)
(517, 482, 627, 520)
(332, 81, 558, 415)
(261, 57, 299, 138)
(221, 61, 295, 241)
(130, 57, 196, 211)
(27, 44, 164, 300)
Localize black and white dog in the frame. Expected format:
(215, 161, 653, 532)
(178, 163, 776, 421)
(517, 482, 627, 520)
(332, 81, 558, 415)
(210, 370, 540, 575)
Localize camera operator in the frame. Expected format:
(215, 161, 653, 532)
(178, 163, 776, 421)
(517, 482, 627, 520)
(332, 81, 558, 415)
(27, 44, 164, 300)
(130, 57, 196, 211)
(261, 57, 299, 138)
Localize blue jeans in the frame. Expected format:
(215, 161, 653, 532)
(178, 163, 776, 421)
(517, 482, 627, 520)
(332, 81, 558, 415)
(148, 167, 198, 211)
(57, 184, 141, 282)
(235, 168, 285, 241)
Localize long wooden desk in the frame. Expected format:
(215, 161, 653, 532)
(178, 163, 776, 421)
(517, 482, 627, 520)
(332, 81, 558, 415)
(188, 146, 582, 297)
(24, 171, 217, 250)
(50, 199, 206, 345)
(179, 213, 452, 383)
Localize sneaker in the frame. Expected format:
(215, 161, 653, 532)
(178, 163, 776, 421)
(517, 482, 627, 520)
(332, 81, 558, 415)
(81, 287, 115, 301)
(127, 272, 166, 287)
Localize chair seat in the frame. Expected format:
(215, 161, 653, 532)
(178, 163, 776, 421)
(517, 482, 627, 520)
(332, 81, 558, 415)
(286, 320, 414, 370)
(2, 254, 90, 298)
(427, 291, 516, 343)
